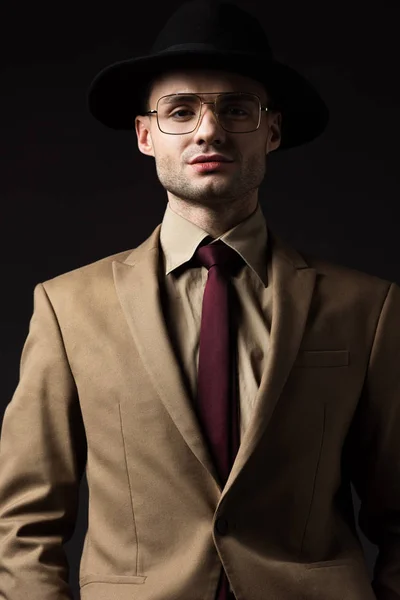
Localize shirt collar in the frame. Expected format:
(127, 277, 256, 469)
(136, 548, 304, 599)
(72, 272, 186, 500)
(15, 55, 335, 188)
(159, 201, 269, 287)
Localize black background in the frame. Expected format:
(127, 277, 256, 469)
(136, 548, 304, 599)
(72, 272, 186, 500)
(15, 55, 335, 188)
(1, 0, 399, 596)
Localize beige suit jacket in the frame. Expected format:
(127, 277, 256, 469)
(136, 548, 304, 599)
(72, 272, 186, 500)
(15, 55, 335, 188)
(1, 224, 400, 600)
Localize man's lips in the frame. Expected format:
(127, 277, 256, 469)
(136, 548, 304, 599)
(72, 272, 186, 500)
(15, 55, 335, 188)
(190, 161, 234, 172)
(189, 154, 233, 164)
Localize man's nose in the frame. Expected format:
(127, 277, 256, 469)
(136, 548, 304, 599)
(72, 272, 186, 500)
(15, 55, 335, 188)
(192, 103, 226, 141)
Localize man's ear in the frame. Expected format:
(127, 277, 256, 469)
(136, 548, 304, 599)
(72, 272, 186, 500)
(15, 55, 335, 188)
(135, 116, 155, 157)
(266, 112, 282, 154)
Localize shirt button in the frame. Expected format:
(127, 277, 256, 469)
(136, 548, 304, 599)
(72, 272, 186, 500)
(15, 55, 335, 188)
(215, 517, 229, 535)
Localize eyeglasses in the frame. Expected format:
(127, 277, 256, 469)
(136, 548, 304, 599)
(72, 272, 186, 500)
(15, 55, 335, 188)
(145, 92, 269, 135)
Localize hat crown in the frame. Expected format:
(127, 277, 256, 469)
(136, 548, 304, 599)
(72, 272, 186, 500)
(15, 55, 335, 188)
(151, 0, 273, 57)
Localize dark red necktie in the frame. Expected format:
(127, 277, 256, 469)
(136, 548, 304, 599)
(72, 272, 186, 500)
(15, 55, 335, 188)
(192, 239, 244, 600)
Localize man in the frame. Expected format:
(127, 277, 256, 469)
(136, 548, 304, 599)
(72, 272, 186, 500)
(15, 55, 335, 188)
(1, 1, 400, 599)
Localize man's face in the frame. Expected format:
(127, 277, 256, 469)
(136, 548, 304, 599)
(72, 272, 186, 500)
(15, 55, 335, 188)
(135, 69, 281, 208)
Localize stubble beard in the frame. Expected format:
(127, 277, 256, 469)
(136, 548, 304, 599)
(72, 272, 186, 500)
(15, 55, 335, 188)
(154, 154, 266, 206)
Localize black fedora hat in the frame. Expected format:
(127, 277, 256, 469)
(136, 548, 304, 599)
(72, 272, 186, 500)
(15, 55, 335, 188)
(87, 0, 329, 150)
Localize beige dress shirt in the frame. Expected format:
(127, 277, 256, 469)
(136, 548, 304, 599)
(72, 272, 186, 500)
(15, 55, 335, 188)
(159, 201, 273, 442)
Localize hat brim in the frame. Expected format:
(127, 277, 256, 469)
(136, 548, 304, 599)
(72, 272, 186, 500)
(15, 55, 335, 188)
(87, 49, 329, 150)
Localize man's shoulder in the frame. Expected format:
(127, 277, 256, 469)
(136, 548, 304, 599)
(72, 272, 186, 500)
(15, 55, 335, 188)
(299, 247, 394, 300)
(40, 224, 161, 299)
(37, 247, 136, 313)
(44, 247, 133, 286)
(272, 230, 393, 293)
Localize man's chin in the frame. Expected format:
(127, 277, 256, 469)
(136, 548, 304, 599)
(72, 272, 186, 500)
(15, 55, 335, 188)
(184, 187, 237, 202)
(160, 172, 242, 202)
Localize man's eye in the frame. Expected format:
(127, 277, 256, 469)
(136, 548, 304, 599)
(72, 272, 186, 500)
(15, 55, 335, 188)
(223, 107, 247, 116)
(171, 109, 194, 118)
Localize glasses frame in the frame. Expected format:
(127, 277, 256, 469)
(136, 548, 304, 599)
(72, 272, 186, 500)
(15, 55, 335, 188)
(145, 92, 269, 135)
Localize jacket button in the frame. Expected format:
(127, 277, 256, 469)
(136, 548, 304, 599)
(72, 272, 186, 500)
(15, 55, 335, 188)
(216, 517, 229, 535)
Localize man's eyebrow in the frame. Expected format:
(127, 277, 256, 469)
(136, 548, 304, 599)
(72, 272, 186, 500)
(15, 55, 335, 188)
(161, 92, 244, 102)
(161, 94, 197, 103)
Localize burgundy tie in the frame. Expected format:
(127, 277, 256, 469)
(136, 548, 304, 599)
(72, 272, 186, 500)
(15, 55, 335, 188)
(192, 239, 244, 600)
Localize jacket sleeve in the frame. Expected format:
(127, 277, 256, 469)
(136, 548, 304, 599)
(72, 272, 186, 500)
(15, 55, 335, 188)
(0, 282, 87, 600)
(347, 281, 400, 600)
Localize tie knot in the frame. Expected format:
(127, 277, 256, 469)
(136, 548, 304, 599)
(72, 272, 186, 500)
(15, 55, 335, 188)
(193, 240, 243, 275)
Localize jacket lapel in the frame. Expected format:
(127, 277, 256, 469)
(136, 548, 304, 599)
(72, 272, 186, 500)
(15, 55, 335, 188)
(226, 230, 317, 493)
(113, 223, 317, 492)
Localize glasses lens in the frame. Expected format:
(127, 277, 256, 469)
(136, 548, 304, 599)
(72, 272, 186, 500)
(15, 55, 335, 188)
(157, 94, 201, 134)
(157, 93, 260, 134)
(216, 93, 260, 132)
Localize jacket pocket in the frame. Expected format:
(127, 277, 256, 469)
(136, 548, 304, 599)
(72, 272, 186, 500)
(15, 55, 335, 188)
(80, 573, 147, 588)
(294, 349, 349, 368)
(300, 558, 376, 600)
(304, 557, 356, 569)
